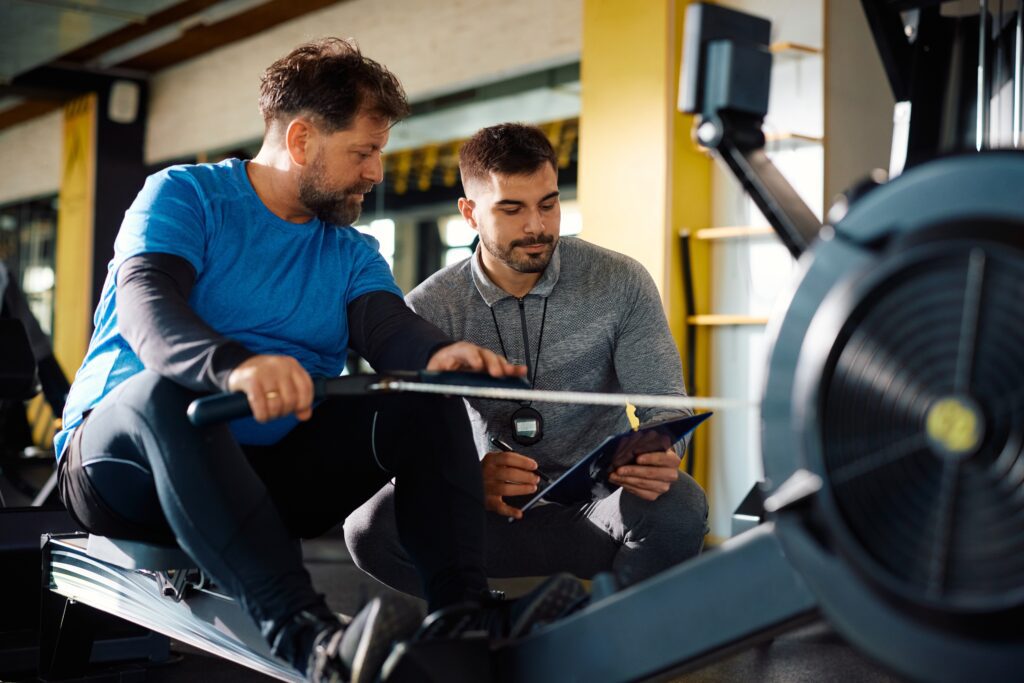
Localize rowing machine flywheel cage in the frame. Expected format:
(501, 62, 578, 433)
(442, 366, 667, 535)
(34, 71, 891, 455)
(761, 151, 1024, 680)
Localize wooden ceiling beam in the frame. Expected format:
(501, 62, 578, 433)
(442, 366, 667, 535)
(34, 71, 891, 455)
(2, 0, 346, 132)
(61, 0, 224, 63)
(0, 100, 63, 130)
(115, 0, 342, 72)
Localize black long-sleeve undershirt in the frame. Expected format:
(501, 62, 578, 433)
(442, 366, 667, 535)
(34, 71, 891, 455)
(117, 254, 254, 392)
(116, 253, 453, 391)
(346, 289, 453, 371)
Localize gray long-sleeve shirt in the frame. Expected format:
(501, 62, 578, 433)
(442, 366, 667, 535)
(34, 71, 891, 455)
(406, 236, 690, 479)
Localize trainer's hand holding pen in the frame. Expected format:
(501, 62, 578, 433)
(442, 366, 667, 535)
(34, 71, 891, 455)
(482, 436, 550, 521)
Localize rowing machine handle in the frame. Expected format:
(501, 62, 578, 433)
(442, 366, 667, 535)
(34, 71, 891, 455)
(187, 378, 328, 427)
(187, 370, 530, 426)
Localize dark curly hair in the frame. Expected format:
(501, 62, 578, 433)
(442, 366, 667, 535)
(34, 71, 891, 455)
(459, 123, 558, 186)
(258, 37, 410, 131)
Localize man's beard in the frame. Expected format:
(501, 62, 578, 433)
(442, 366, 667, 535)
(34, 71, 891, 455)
(481, 233, 558, 273)
(298, 155, 372, 226)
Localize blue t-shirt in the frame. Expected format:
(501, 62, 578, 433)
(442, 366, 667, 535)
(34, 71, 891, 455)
(54, 159, 402, 459)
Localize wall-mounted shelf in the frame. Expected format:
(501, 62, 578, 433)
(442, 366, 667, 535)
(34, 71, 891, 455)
(694, 226, 776, 241)
(764, 131, 824, 150)
(687, 315, 770, 327)
(770, 41, 824, 58)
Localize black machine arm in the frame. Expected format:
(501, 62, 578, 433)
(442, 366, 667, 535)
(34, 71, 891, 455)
(680, 3, 822, 259)
(696, 113, 823, 259)
(859, 0, 920, 102)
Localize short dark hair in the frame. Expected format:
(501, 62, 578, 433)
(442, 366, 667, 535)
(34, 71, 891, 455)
(258, 37, 410, 132)
(459, 123, 558, 186)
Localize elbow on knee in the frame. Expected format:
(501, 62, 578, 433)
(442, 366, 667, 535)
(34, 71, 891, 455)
(342, 517, 374, 572)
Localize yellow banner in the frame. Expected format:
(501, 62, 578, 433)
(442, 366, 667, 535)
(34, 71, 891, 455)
(53, 94, 96, 378)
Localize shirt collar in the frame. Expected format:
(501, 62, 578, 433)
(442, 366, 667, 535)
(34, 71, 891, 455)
(470, 240, 561, 305)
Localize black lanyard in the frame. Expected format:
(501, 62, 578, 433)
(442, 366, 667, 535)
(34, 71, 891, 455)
(490, 297, 548, 387)
(490, 297, 549, 445)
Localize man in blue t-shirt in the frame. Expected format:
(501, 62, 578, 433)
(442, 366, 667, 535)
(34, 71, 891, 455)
(55, 39, 582, 683)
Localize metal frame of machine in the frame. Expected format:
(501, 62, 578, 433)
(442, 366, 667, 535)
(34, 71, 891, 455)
(39, 533, 302, 681)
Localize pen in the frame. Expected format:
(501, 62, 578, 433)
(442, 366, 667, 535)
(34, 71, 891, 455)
(489, 435, 515, 452)
(490, 436, 550, 524)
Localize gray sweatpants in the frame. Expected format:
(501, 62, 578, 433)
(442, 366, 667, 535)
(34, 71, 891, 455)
(344, 472, 708, 596)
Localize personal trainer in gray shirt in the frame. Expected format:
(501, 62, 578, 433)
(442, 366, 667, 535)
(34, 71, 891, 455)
(345, 123, 708, 591)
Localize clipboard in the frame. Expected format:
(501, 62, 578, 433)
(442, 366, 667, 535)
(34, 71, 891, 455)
(519, 412, 713, 513)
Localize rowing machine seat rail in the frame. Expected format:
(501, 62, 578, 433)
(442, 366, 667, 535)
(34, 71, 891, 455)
(41, 532, 305, 682)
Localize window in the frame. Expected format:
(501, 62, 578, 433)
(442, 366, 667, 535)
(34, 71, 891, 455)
(441, 216, 476, 267)
(354, 218, 396, 269)
(0, 198, 58, 337)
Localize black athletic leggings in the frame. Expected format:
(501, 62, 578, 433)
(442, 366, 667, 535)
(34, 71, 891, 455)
(59, 370, 488, 642)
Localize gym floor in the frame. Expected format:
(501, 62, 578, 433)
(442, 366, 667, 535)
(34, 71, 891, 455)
(0, 470, 905, 683)
(114, 533, 906, 683)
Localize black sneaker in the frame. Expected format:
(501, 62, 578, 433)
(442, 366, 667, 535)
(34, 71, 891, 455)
(414, 573, 587, 642)
(308, 595, 422, 683)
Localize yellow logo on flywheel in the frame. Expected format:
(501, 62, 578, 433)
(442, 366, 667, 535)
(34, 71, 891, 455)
(926, 397, 981, 455)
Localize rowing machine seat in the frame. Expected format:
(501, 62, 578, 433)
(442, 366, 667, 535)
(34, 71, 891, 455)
(85, 534, 196, 571)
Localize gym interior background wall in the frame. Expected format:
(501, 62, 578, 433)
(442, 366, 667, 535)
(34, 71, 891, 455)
(0, 110, 62, 207)
(696, 0, 824, 540)
(577, 0, 713, 488)
(144, 0, 582, 165)
(0, 0, 582, 211)
(704, 0, 892, 540)
(824, 0, 894, 201)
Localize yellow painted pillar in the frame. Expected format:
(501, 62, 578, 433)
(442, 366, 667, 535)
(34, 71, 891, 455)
(54, 95, 97, 378)
(579, 0, 712, 489)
